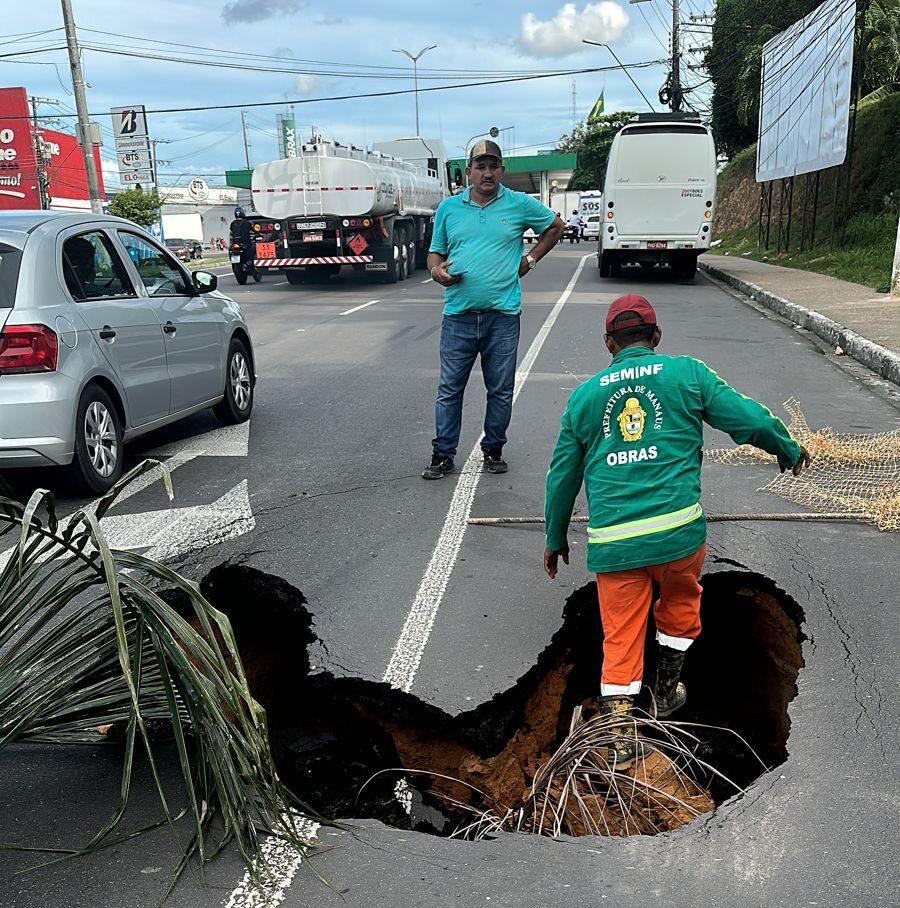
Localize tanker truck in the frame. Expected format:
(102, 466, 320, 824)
(249, 135, 452, 284)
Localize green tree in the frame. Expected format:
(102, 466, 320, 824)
(107, 186, 162, 228)
(556, 111, 637, 191)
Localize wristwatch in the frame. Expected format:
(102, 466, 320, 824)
(525, 254, 537, 270)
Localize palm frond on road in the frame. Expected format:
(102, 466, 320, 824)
(0, 463, 316, 894)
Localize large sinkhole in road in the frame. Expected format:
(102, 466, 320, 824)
(194, 565, 805, 838)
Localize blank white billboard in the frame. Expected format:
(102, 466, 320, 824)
(756, 0, 856, 183)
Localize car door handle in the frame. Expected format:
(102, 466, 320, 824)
(99, 327, 116, 340)
(163, 322, 177, 334)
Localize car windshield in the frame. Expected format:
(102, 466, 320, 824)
(588, 216, 600, 224)
(165, 239, 185, 246)
(0, 243, 23, 309)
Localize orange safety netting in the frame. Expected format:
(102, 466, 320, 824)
(705, 398, 900, 531)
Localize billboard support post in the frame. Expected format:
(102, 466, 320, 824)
(836, 0, 872, 249)
(891, 214, 900, 298)
(60, 0, 103, 214)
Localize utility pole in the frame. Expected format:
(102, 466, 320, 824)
(60, 0, 103, 213)
(29, 96, 56, 210)
(670, 0, 683, 112)
(240, 110, 252, 169)
(150, 138, 171, 193)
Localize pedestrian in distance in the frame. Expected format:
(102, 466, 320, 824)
(543, 294, 811, 769)
(424, 140, 565, 480)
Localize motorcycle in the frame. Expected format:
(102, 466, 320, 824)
(563, 223, 582, 244)
(230, 240, 262, 285)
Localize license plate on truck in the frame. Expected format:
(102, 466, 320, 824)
(255, 242, 276, 258)
(647, 241, 668, 249)
(230, 255, 241, 263)
(303, 232, 323, 243)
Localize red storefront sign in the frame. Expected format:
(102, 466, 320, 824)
(0, 86, 105, 211)
(0, 86, 39, 210)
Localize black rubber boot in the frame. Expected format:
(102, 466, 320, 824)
(654, 645, 687, 717)
(599, 694, 639, 770)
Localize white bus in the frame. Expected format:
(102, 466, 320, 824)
(598, 115, 716, 280)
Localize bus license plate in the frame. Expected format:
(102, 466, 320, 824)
(647, 241, 668, 249)
(255, 242, 276, 258)
(303, 232, 323, 242)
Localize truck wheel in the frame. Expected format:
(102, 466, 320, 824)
(384, 238, 401, 283)
(678, 256, 698, 281)
(599, 251, 611, 278)
(232, 265, 248, 286)
(405, 233, 417, 276)
(252, 268, 262, 283)
(285, 271, 305, 285)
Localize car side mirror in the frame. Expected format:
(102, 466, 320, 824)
(192, 270, 217, 294)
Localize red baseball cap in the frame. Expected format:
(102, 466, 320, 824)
(605, 294, 657, 333)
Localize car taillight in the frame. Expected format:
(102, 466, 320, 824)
(0, 324, 58, 374)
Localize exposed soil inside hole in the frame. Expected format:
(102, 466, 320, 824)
(180, 565, 805, 838)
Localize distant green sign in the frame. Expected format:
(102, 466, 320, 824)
(281, 118, 297, 159)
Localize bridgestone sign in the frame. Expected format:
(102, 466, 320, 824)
(756, 0, 856, 183)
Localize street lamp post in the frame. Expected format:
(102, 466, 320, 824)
(393, 45, 437, 136)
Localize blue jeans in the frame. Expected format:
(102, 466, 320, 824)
(432, 310, 521, 458)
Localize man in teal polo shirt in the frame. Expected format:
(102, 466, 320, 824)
(424, 140, 564, 480)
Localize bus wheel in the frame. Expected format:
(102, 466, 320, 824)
(599, 251, 612, 278)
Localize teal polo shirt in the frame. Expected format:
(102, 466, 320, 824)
(429, 184, 556, 315)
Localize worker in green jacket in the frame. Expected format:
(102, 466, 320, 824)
(543, 294, 810, 768)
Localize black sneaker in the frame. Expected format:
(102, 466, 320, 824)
(483, 448, 508, 474)
(422, 454, 454, 480)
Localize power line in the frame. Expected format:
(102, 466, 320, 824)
(0, 63, 666, 121)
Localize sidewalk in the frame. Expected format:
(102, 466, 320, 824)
(700, 254, 900, 388)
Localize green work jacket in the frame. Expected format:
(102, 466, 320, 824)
(544, 346, 801, 573)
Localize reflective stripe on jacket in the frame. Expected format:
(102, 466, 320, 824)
(544, 346, 801, 573)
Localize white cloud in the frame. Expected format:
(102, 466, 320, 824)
(295, 75, 321, 96)
(521, 2, 629, 57)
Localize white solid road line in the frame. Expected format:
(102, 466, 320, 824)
(382, 254, 592, 693)
(222, 817, 320, 908)
(421, 278, 432, 284)
(340, 298, 382, 316)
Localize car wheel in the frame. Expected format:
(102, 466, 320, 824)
(71, 385, 124, 494)
(213, 338, 253, 425)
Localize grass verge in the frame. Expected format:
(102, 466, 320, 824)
(713, 211, 896, 293)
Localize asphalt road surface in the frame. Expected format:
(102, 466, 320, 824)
(2, 247, 898, 908)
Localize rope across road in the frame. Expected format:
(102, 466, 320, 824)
(467, 512, 869, 525)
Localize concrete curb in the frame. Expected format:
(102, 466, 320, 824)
(699, 260, 900, 389)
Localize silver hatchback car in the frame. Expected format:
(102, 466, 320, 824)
(0, 211, 255, 493)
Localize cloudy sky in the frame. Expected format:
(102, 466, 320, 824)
(3, 0, 714, 191)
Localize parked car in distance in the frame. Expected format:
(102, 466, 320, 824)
(583, 215, 601, 241)
(164, 238, 191, 262)
(184, 238, 203, 259)
(0, 210, 256, 493)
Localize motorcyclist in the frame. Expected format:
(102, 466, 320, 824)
(566, 209, 583, 241)
(229, 207, 252, 250)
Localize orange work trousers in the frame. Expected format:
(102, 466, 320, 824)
(595, 544, 706, 697)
